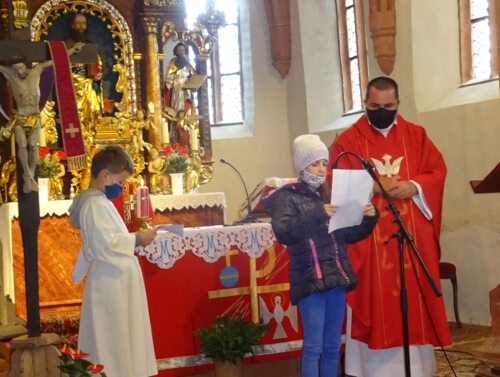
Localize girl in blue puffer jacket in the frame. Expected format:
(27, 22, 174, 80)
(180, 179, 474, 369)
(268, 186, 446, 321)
(265, 134, 378, 377)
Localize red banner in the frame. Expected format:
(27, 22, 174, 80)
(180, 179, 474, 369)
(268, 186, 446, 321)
(47, 41, 86, 170)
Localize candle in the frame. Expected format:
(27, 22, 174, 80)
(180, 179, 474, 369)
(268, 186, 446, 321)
(135, 185, 151, 219)
(161, 117, 170, 145)
(189, 128, 199, 151)
(148, 101, 155, 114)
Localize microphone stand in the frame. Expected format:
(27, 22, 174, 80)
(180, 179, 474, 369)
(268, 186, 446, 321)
(334, 151, 442, 377)
(219, 159, 258, 224)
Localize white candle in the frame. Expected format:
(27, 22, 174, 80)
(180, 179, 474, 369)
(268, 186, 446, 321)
(148, 101, 155, 114)
(135, 186, 150, 219)
(189, 128, 199, 151)
(161, 118, 170, 145)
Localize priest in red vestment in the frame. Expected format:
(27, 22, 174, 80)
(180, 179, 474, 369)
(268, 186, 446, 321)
(327, 77, 451, 377)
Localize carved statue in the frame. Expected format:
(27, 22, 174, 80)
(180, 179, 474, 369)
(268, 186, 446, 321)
(0, 43, 83, 193)
(148, 147, 168, 194)
(130, 109, 150, 152)
(0, 158, 17, 202)
(164, 107, 202, 149)
(65, 13, 104, 128)
(49, 152, 66, 200)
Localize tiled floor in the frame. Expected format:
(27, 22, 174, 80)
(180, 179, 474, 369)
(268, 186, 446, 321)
(0, 323, 498, 376)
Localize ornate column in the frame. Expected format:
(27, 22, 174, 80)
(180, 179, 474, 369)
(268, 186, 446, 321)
(141, 15, 162, 149)
(369, 0, 396, 75)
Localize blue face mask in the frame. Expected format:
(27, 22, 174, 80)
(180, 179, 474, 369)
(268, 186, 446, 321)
(104, 174, 123, 200)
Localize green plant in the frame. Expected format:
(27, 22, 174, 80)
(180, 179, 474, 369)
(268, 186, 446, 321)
(163, 143, 190, 173)
(58, 345, 107, 377)
(195, 313, 269, 365)
(37, 147, 65, 178)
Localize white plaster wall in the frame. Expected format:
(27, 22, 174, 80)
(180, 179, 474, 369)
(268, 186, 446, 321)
(200, 0, 295, 222)
(202, 0, 499, 325)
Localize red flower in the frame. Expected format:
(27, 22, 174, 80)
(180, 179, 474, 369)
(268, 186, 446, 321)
(61, 345, 89, 359)
(164, 145, 173, 155)
(57, 150, 67, 160)
(39, 146, 50, 158)
(87, 363, 105, 373)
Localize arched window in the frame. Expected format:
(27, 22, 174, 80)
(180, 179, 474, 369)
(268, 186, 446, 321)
(336, 0, 368, 112)
(459, 0, 498, 82)
(185, 0, 244, 127)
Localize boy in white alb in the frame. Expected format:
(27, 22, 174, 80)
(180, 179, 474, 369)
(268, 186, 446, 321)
(69, 146, 158, 377)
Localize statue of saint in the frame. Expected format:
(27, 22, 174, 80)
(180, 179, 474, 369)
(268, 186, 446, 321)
(164, 42, 196, 112)
(65, 13, 103, 127)
(0, 43, 84, 192)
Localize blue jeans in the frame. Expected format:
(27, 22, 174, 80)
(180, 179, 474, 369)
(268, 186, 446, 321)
(297, 287, 346, 377)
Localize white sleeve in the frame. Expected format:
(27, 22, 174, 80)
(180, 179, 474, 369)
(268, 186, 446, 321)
(80, 198, 135, 259)
(410, 180, 432, 220)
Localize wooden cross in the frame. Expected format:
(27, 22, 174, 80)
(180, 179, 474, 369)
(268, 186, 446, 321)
(0, 3, 97, 337)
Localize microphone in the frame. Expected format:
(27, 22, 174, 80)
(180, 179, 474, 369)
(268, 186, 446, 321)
(219, 158, 255, 223)
(331, 151, 376, 179)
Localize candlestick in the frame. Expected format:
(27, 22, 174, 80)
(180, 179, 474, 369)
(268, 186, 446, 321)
(135, 185, 151, 219)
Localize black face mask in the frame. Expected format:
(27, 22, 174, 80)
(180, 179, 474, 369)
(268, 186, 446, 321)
(366, 108, 397, 129)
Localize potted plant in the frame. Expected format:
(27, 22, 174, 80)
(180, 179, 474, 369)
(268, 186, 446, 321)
(162, 143, 190, 195)
(58, 345, 107, 377)
(195, 313, 269, 377)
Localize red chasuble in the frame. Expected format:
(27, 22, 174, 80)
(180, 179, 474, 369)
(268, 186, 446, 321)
(328, 114, 451, 349)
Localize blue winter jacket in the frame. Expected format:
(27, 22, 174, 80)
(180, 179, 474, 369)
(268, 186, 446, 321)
(264, 181, 379, 304)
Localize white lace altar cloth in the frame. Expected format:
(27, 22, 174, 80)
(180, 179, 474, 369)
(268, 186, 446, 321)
(151, 192, 226, 211)
(137, 223, 276, 269)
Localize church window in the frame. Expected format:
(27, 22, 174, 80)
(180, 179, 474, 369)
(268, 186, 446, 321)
(336, 0, 368, 112)
(185, 0, 244, 127)
(459, 0, 498, 82)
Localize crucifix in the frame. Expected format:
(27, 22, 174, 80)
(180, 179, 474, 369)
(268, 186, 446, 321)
(0, 3, 97, 339)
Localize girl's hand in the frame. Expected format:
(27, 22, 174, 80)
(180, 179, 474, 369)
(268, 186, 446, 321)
(363, 202, 376, 217)
(137, 228, 158, 247)
(324, 204, 338, 217)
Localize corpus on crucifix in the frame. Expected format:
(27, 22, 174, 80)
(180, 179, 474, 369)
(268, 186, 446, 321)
(0, 42, 84, 193)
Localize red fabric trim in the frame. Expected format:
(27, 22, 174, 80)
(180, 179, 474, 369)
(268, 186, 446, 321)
(47, 41, 86, 170)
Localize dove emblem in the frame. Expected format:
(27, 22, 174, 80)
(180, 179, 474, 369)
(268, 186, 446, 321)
(371, 154, 403, 177)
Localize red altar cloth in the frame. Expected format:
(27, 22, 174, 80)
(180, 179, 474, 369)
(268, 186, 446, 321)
(138, 224, 301, 376)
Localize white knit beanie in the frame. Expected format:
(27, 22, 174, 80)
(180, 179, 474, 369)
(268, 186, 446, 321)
(292, 134, 329, 173)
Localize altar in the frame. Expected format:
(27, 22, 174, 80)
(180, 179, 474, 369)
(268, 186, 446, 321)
(0, 192, 225, 323)
(0, 194, 302, 376)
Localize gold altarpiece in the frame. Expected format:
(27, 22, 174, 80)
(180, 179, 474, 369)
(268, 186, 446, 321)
(0, 0, 217, 205)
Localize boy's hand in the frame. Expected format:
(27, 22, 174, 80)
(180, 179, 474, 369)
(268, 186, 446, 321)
(324, 204, 338, 217)
(363, 202, 376, 217)
(137, 228, 158, 247)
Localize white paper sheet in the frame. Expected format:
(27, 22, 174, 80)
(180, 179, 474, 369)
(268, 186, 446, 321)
(329, 169, 373, 232)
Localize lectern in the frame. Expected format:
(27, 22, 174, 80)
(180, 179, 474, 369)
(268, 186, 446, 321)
(470, 163, 500, 193)
(471, 162, 500, 377)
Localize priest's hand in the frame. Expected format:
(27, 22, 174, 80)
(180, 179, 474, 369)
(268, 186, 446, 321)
(373, 175, 401, 194)
(137, 228, 158, 247)
(387, 180, 418, 199)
